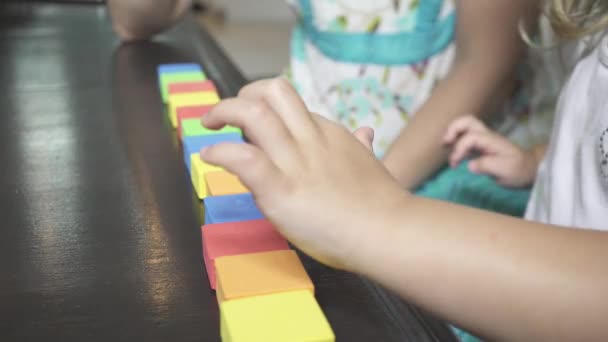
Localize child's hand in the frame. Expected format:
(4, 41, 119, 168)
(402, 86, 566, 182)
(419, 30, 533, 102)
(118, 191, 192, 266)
(443, 116, 539, 187)
(200, 78, 408, 270)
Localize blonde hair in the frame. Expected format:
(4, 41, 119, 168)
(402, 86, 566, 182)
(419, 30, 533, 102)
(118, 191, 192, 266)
(545, 0, 608, 39)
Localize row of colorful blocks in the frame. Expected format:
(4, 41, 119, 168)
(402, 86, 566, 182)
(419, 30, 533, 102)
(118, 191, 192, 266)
(157, 63, 335, 341)
(157, 63, 246, 200)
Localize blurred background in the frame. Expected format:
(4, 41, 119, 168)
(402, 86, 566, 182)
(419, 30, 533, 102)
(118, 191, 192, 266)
(28, 0, 294, 80)
(196, 0, 294, 80)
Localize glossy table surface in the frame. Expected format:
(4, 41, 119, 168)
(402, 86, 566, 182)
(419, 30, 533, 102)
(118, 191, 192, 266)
(0, 3, 456, 341)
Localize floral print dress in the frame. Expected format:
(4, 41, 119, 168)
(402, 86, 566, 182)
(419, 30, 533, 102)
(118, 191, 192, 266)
(286, 0, 548, 157)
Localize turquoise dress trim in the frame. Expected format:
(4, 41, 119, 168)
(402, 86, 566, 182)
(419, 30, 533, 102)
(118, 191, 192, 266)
(298, 0, 455, 65)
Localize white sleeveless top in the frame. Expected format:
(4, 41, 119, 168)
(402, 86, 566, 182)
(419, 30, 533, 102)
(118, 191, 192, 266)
(525, 34, 608, 230)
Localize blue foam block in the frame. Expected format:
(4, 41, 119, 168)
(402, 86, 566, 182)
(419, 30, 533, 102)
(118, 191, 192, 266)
(183, 133, 244, 172)
(203, 193, 264, 224)
(157, 63, 202, 76)
(204, 207, 211, 224)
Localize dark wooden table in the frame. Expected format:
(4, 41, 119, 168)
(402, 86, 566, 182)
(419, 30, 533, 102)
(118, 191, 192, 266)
(0, 3, 457, 341)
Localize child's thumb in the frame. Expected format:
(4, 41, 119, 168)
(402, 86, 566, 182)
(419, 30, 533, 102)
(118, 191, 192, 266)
(353, 126, 375, 152)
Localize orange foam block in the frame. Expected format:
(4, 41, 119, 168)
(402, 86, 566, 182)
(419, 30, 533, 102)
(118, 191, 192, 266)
(202, 219, 290, 289)
(168, 80, 217, 96)
(205, 171, 248, 196)
(215, 250, 314, 304)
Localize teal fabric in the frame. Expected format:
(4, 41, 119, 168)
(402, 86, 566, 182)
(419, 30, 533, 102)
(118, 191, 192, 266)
(415, 162, 531, 342)
(415, 162, 531, 217)
(298, 0, 455, 65)
(291, 24, 307, 62)
(452, 327, 482, 342)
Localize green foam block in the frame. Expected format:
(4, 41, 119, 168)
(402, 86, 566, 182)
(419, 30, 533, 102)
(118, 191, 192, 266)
(181, 118, 242, 137)
(159, 72, 206, 103)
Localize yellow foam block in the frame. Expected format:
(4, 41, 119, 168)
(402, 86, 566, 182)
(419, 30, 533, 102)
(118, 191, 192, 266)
(190, 153, 223, 199)
(215, 250, 314, 304)
(192, 191, 206, 224)
(205, 171, 249, 196)
(168, 92, 220, 128)
(220, 290, 335, 342)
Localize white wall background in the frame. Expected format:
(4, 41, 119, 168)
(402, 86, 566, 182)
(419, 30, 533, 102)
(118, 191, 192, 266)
(210, 0, 294, 23)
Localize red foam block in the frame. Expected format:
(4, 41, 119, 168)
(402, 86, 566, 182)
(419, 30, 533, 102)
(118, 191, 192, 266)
(177, 105, 215, 139)
(168, 80, 217, 95)
(202, 219, 290, 290)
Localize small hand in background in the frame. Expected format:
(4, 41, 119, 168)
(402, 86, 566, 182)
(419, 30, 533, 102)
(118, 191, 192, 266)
(443, 115, 542, 188)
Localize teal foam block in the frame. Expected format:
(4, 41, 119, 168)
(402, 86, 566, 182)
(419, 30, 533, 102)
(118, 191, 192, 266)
(203, 193, 264, 224)
(415, 161, 531, 217)
(182, 133, 244, 172)
(157, 63, 202, 75)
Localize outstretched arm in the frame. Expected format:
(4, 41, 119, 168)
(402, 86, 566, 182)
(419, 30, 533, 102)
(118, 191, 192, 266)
(201, 78, 608, 341)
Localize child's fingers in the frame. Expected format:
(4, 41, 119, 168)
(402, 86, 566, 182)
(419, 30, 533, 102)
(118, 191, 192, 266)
(353, 126, 375, 152)
(468, 155, 509, 179)
(443, 115, 488, 144)
(200, 142, 283, 196)
(448, 131, 500, 168)
(237, 78, 321, 141)
(202, 97, 297, 164)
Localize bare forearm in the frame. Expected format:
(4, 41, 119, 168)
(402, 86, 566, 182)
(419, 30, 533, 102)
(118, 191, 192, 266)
(352, 196, 608, 341)
(107, 0, 192, 41)
(383, 59, 515, 189)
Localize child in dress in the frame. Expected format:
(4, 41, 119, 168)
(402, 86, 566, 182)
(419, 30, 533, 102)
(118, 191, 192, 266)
(286, 0, 552, 216)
